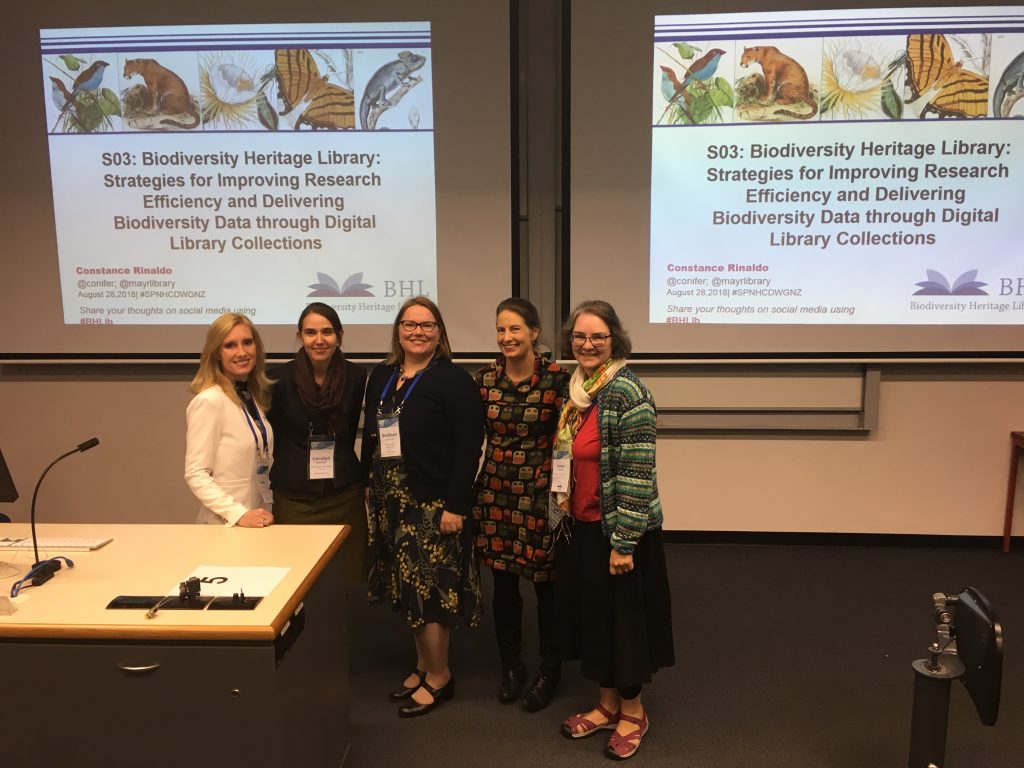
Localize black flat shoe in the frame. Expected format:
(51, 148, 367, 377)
(521, 670, 560, 712)
(497, 663, 527, 704)
(388, 669, 426, 702)
(397, 676, 455, 718)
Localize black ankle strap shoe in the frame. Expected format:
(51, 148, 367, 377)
(388, 669, 426, 702)
(397, 676, 455, 718)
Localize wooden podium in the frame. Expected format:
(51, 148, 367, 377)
(0, 523, 351, 768)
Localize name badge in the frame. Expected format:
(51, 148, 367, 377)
(308, 438, 336, 480)
(378, 414, 402, 458)
(256, 456, 274, 505)
(550, 449, 571, 493)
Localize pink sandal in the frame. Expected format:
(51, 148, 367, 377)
(604, 710, 649, 760)
(560, 704, 620, 739)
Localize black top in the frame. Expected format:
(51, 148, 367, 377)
(268, 358, 367, 497)
(233, 380, 260, 420)
(361, 358, 484, 516)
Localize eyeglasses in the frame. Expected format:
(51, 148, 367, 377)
(570, 333, 611, 347)
(400, 320, 438, 332)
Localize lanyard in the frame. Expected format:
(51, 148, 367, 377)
(242, 401, 269, 454)
(309, 421, 335, 439)
(376, 362, 432, 417)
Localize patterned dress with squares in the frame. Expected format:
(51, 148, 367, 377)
(471, 355, 569, 582)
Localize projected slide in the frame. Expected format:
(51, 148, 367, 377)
(41, 23, 436, 325)
(650, 7, 1024, 325)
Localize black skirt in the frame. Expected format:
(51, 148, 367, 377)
(556, 521, 675, 688)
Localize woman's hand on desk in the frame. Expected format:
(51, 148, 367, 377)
(238, 508, 274, 528)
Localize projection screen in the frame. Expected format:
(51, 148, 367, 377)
(1, 0, 512, 358)
(570, 1, 1024, 357)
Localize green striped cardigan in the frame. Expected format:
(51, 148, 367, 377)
(592, 366, 663, 554)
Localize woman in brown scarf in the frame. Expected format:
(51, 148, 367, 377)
(268, 302, 368, 583)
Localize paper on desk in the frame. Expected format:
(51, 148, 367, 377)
(170, 566, 291, 597)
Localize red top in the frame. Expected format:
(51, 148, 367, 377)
(570, 407, 601, 522)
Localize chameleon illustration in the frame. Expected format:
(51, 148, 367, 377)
(359, 51, 427, 130)
(993, 50, 1024, 117)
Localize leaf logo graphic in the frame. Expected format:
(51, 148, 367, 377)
(307, 272, 374, 297)
(339, 273, 374, 296)
(913, 269, 987, 296)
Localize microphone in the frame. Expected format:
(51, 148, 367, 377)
(28, 437, 100, 585)
(77, 438, 100, 452)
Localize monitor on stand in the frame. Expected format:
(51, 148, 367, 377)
(954, 586, 1002, 727)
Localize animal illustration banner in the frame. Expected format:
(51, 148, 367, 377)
(650, 6, 1024, 325)
(41, 23, 436, 325)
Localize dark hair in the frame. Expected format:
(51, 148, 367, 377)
(385, 296, 453, 365)
(496, 297, 542, 350)
(496, 297, 541, 331)
(298, 302, 343, 334)
(562, 299, 632, 359)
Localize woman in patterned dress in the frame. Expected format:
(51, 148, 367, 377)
(361, 296, 484, 718)
(473, 298, 569, 711)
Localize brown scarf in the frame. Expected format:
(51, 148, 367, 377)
(294, 347, 348, 433)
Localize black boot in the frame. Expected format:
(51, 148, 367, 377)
(520, 666, 560, 712)
(521, 580, 560, 711)
(493, 569, 525, 704)
(498, 662, 527, 704)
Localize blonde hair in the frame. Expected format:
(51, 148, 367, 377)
(385, 296, 453, 366)
(190, 313, 272, 410)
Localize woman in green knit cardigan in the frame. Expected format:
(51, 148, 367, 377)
(553, 299, 675, 761)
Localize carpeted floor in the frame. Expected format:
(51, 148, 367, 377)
(343, 542, 1024, 767)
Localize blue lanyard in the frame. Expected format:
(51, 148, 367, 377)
(377, 363, 432, 416)
(242, 401, 269, 454)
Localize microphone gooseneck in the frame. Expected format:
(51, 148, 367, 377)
(29, 438, 100, 575)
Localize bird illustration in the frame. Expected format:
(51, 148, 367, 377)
(50, 76, 85, 130)
(54, 60, 110, 121)
(69, 60, 109, 98)
(663, 48, 727, 110)
(50, 76, 74, 111)
(659, 68, 678, 103)
(58, 54, 88, 72)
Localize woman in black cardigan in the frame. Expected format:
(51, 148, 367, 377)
(362, 296, 484, 718)
(268, 302, 367, 583)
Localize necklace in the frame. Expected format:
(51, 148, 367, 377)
(400, 358, 431, 381)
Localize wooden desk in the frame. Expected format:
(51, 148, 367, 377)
(0, 523, 350, 768)
(1003, 433, 1024, 553)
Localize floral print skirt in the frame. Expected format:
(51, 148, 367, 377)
(368, 456, 482, 630)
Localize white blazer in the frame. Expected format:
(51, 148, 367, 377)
(184, 385, 274, 526)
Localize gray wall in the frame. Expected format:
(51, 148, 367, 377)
(3, 361, 1023, 537)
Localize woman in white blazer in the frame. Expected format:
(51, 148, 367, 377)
(185, 313, 275, 527)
